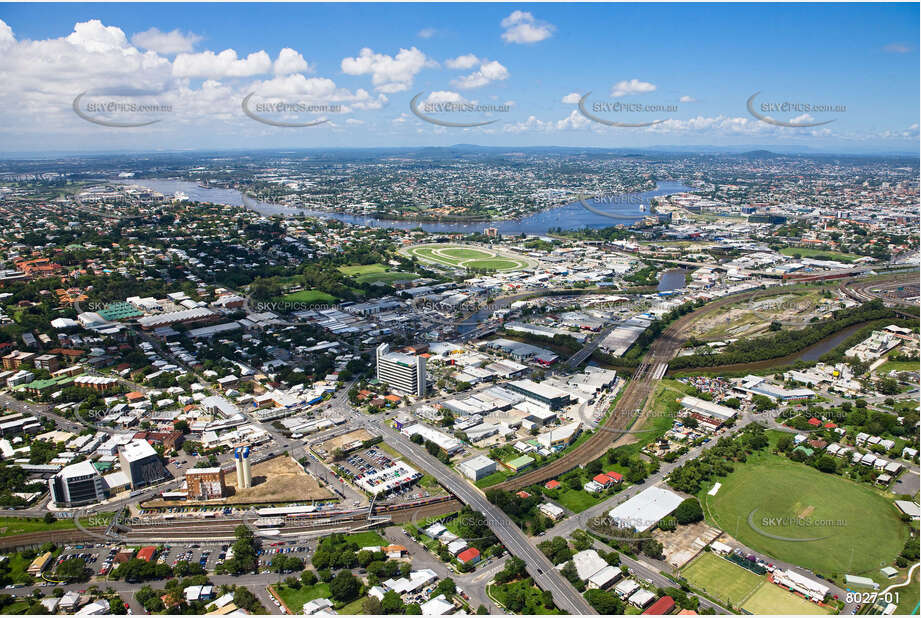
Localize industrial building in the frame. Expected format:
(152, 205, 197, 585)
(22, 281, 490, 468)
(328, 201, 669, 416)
(506, 379, 571, 410)
(607, 486, 684, 532)
(457, 455, 497, 481)
(376, 343, 427, 396)
(186, 467, 227, 500)
(234, 445, 253, 488)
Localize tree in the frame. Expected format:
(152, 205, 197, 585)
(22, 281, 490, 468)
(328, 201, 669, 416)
(329, 571, 360, 603)
(43, 512, 56, 525)
(816, 455, 837, 473)
(55, 558, 87, 582)
(434, 578, 456, 598)
(673, 498, 704, 525)
(776, 433, 794, 452)
(362, 597, 383, 615)
(301, 570, 318, 586)
(381, 590, 404, 614)
(584, 589, 623, 614)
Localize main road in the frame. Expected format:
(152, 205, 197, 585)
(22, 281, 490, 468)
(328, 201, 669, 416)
(347, 410, 596, 615)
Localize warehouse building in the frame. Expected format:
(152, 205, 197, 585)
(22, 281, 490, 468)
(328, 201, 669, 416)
(507, 379, 571, 411)
(457, 455, 497, 481)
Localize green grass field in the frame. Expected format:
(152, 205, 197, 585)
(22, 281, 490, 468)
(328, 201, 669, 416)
(877, 360, 919, 375)
(281, 289, 337, 304)
(407, 244, 530, 271)
(345, 531, 387, 547)
(338, 264, 388, 276)
(701, 450, 907, 581)
(465, 259, 522, 270)
(555, 487, 604, 513)
(681, 552, 763, 606)
(742, 582, 832, 614)
(0, 514, 111, 538)
(474, 469, 512, 488)
(354, 271, 418, 285)
(779, 247, 859, 263)
(439, 247, 494, 260)
(272, 582, 331, 611)
(893, 569, 920, 615)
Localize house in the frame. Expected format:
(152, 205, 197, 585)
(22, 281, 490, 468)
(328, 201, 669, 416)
(588, 565, 622, 590)
(592, 473, 616, 489)
(302, 599, 335, 615)
(629, 589, 657, 608)
(420, 594, 455, 616)
(456, 547, 481, 565)
(539, 503, 565, 521)
(544, 479, 561, 490)
(643, 596, 676, 615)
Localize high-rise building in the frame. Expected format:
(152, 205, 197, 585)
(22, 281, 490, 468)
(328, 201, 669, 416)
(376, 343, 426, 396)
(186, 467, 226, 500)
(49, 460, 110, 506)
(118, 439, 168, 489)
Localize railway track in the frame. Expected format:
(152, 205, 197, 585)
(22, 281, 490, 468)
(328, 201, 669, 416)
(493, 287, 796, 490)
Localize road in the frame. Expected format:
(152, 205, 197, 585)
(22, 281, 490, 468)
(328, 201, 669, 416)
(341, 409, 595, 615)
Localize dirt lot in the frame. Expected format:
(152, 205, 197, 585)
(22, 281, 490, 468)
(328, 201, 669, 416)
(688, 292, 831, 341)
(224, 455, 334, 504)
(653, 520, 722, 569)
(316, 429, 374, 460)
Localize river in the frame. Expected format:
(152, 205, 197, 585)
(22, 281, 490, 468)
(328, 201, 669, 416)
(657, 269, 687, 292)
(121, 178, 693, 234)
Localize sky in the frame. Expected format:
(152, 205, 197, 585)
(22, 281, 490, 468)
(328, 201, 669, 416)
(0, 2, 918, 154)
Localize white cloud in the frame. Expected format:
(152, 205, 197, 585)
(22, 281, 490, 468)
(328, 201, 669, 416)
(424, 90, 469, 104)
(610, 79, 656, 97)
(561, 92, 581, 104)
(500, 11, 554, 44)
(445, 54, 480, 70)
(341, 47, 433, 93)
(273, 48, 311, 75)
(418, 28, 437, 39)
(452, 59, 509, 89)
(679, 95, 696, 103)
(249, 74, 387, 110)
(883, 43, 910, 53)
(173, 49, 272, 78)
(0, 19, 15, 50)
(131, 27, 202, 54)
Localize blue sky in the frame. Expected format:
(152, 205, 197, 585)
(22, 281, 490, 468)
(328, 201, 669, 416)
(0, 3, 917, 153)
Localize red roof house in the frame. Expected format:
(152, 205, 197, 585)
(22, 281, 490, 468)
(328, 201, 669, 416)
(544, 480, 561, 490)
(642, 596, 676, 615)
(136, 546, 157, 562)
(807, 417, 822, 427)
(593, 474, 614, 488)
(606, 471, 624, 483)
(457, 547, 481, 564)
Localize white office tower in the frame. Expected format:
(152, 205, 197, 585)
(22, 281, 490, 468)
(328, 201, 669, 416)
(376, 343, 427, 396)
(234, 445, 252, 488)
